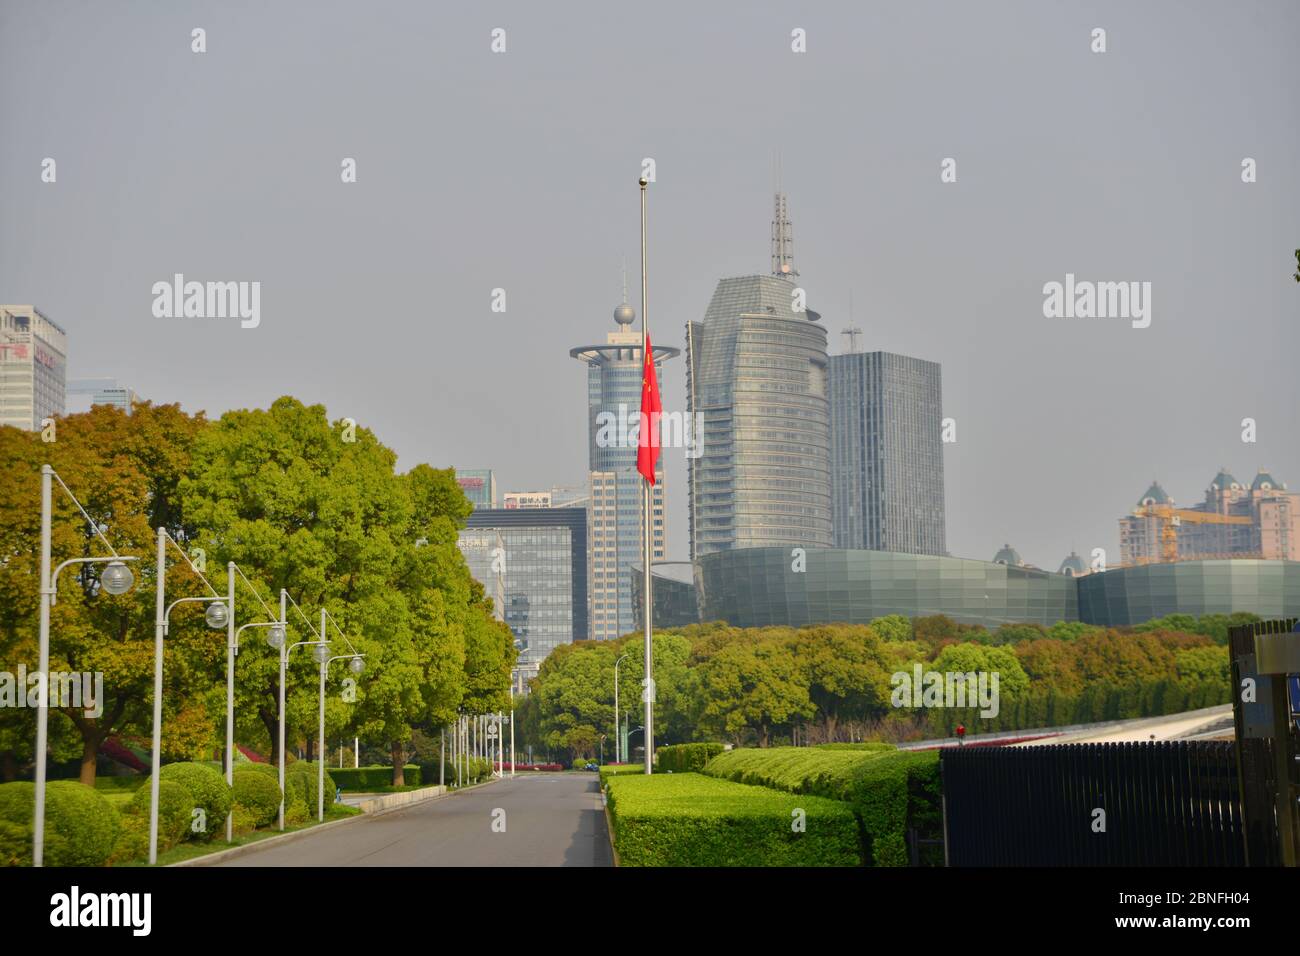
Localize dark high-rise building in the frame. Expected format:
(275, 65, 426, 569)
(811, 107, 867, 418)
(686, 193, 833, 559)
(830, 351, 946, 556)
(459, 507, 588, 673)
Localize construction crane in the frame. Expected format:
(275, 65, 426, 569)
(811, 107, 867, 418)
(1131, 503, 1256, 563)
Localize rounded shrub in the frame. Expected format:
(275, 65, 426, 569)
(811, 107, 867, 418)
(0, 819, 27, 867)
(158, 762, 232, 840)
(239, 761, 279, 780)
(0, 780, 120, 867)
(232, 769, 281, 828)
(126, 779, 191, 850)
(283, 775, 309, 825)
(108, 813, 151, 865)
(287, 761, 336, 810)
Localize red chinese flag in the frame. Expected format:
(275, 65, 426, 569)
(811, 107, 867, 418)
(637, 333, 661, 484)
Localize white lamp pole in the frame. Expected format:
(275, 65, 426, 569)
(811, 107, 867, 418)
(225, 562, 235, 842)
(278, 588, 287, 831)
(33, 467, 51, 867)
(33, 466, 138, 866)
(318, 607, 326, 822)
(149, 527, 165, 863)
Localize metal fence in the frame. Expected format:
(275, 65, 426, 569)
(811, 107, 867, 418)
(941, 741, 1247, 866)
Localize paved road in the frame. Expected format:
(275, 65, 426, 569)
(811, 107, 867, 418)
(216, 773, 612, 867)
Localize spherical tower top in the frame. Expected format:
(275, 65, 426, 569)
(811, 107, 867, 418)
(614, 303, 636, 326)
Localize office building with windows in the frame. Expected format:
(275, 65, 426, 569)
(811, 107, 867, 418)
(570, 294, 674, 641)
(66, 378, 138, 415)
(1120, 470, 1300, 564)
(455, 469, 497, 510)
(685, 194, 832, 559)
(1, 305, 66, 431)
(460, 507, 588, 670)
(830, 351, 946, 555)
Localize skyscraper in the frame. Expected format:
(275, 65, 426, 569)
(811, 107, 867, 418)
(685, 193, 832, 559)
(570, 289, 676, 641)
(459, 507, 588, 677)
(1, 305, 66, 431)
(454, 468, 497, 510)
(829, 351, 947, 555)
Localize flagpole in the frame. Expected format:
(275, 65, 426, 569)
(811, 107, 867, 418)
(639, 175, 654, 775)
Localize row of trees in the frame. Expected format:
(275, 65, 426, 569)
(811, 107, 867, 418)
(0, 398, 514, 786)
(516, 614, 1244, 759)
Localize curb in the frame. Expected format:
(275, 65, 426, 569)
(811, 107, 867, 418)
(172, 776, 503, 867)
(602, 795, 620, 868)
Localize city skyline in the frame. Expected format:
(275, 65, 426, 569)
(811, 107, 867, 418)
(3, 1, 1297, 571)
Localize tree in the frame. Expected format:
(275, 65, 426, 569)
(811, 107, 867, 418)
(0, 403, 209, 785)
(179, 397, 506, 785)
(695, 636, 812, 746)
(788, 626, 892, 740)
(869, 615, 912, 643)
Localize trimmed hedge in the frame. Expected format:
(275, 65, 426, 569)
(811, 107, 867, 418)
(599, 764, 650, 786)
(158, 762, 232, 840)
(814, 742, 897, 752)
(330, 765, 421, 791)
(126, 780, 191, 851)
(0, 780, 121, 867)
(232, 769, 282, 828)
(605, 772, 861, 867)
(702, 747, 942, 866)
(655, 743, 725, 773)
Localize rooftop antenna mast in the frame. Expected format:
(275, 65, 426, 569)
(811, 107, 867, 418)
(841, 291, 863, 353)
(771, 153, 797, 278)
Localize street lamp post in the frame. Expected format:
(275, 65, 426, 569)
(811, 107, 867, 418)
(317, 645, 365, 821)
(613, 653, 628, 763)
(150, 531, 230, 863)
(33, 465, 138, 867)
(267, 595, 327, 831)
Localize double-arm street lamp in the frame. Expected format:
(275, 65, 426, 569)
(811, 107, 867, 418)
(270, 592, 363, 827)
(150, 527, 240, 863)
(34, 465, 139, 867)
(316, 646, 365, 820)
(265, 593, 324, 831)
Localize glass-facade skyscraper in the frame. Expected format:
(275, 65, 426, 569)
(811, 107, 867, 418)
(685, 195, 832, 558)
(570, 298, 675, 641)
(454, 469, 497, 510)
(459, 507, 588, 675)
(829, 351, 946, 555)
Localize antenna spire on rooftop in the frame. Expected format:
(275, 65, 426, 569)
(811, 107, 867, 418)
(771, 153, 797, 278)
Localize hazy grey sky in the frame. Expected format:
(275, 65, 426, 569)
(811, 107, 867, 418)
(3, 0, 1297, 568)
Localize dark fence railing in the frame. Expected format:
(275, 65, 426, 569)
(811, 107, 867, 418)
(941, 741, 1246, 866)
